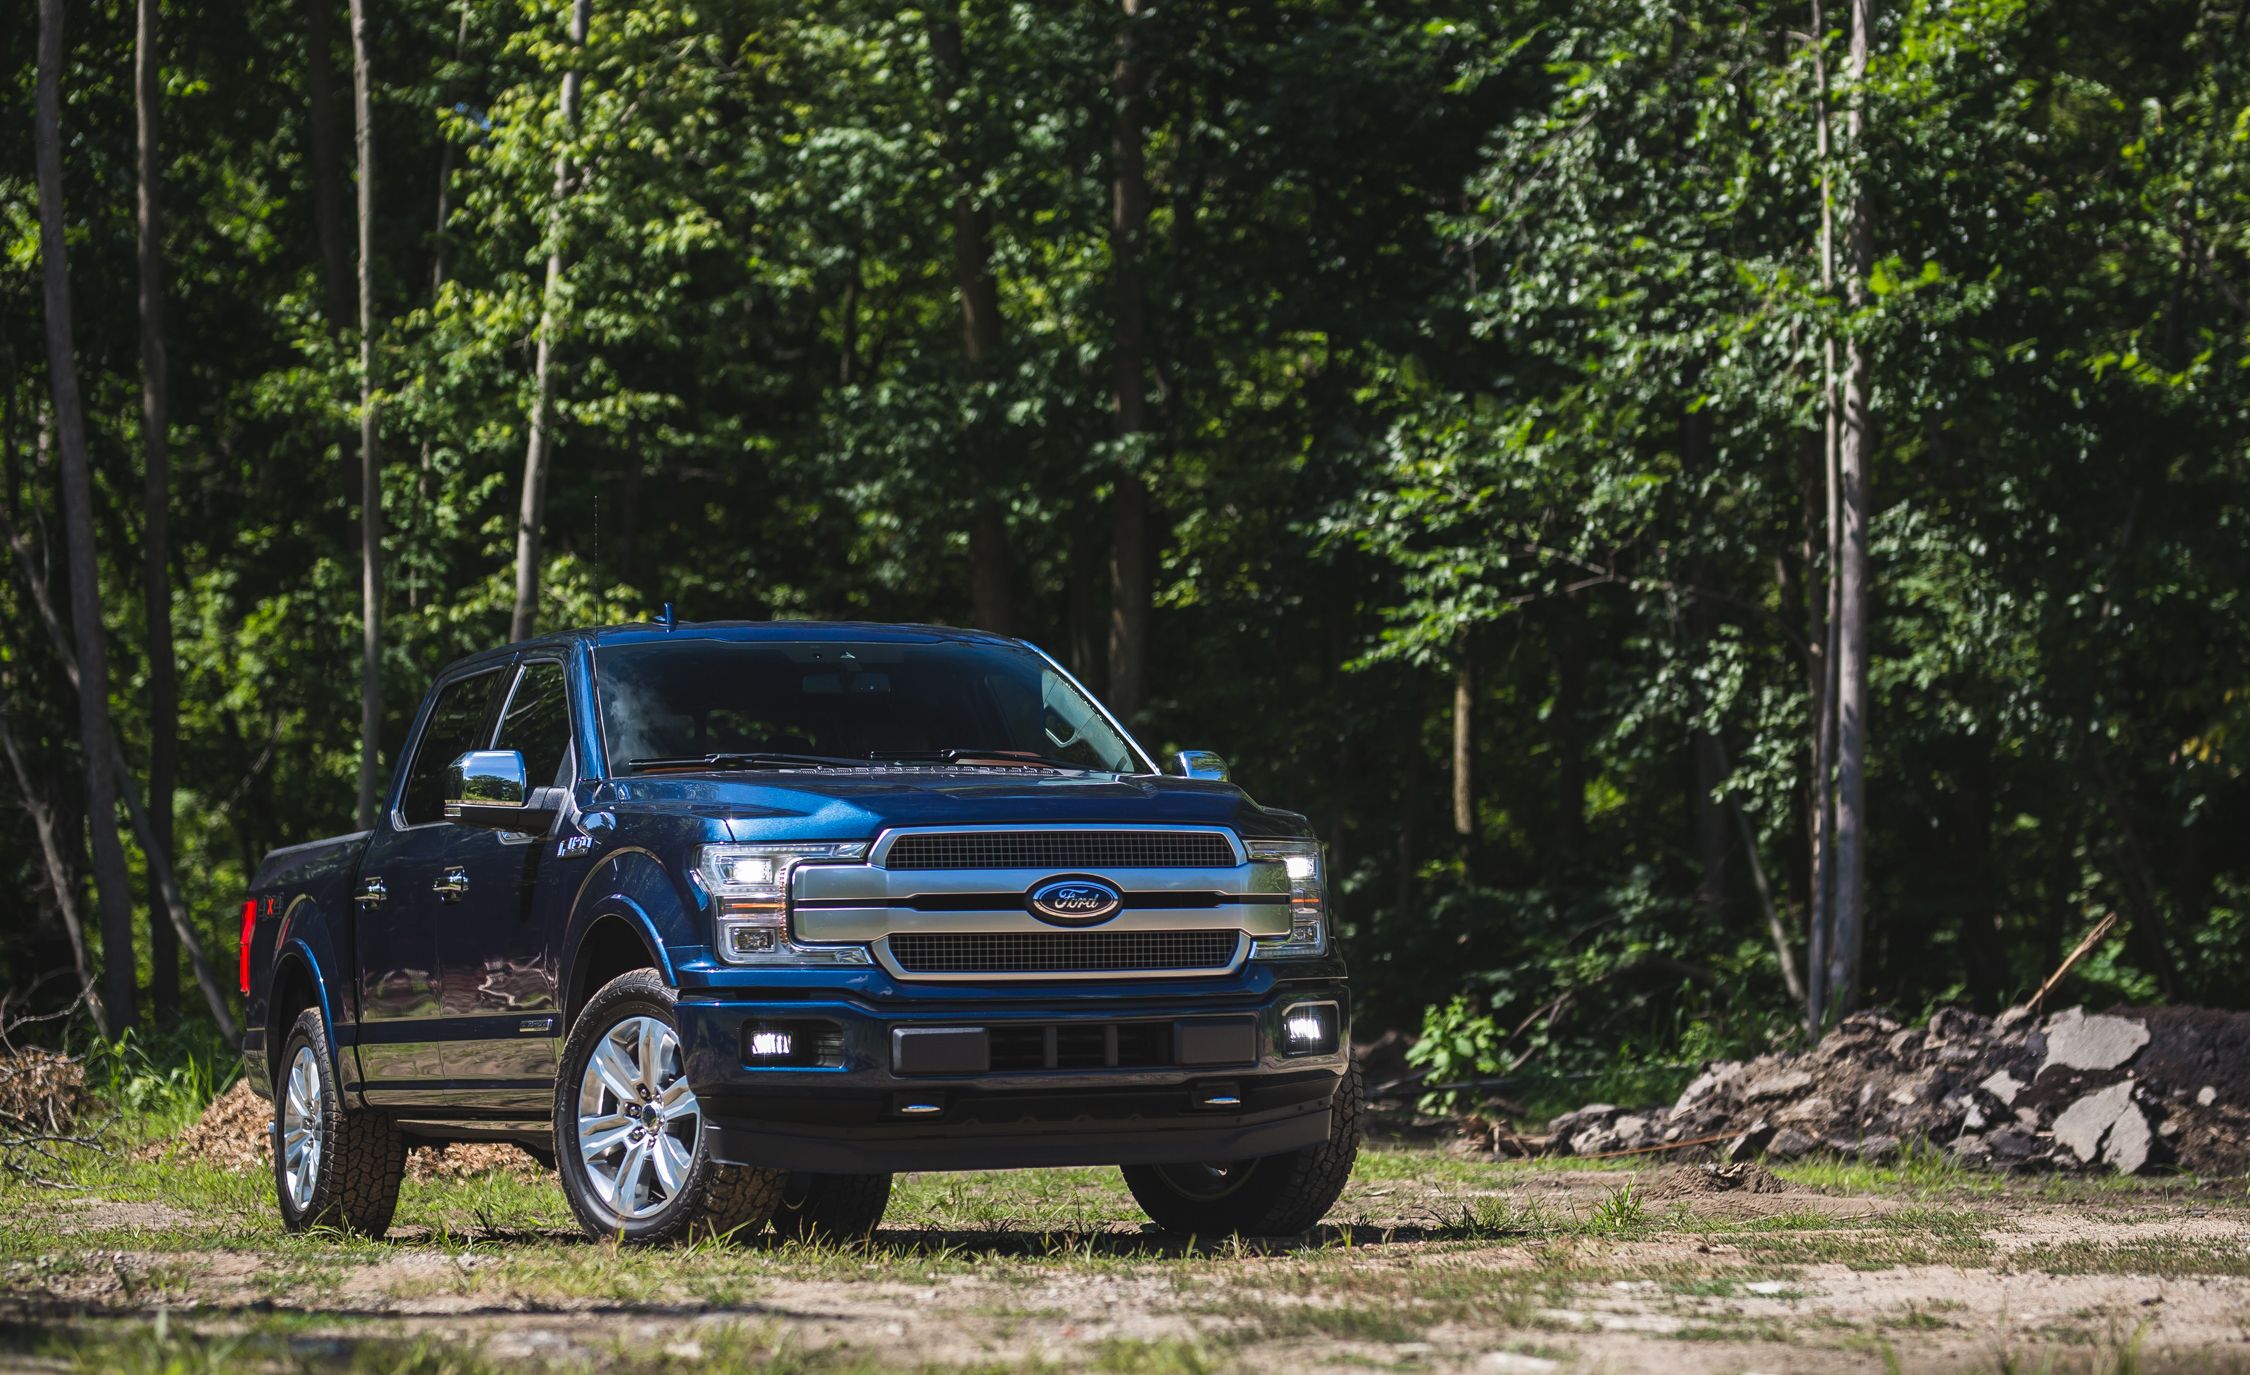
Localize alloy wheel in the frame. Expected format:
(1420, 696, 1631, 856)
(280, 1044, 323, 1212)
(575, 1014, 699, 1220)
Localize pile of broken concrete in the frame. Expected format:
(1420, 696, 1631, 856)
(1542, 1005, 2250, 1176)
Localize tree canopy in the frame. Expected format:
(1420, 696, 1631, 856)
(3, 0, 2245, 1083)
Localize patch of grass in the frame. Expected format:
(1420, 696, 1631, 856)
(2017, 1239, 2250, 1279)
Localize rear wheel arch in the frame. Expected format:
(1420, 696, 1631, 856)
(267, 950, 323, 1082)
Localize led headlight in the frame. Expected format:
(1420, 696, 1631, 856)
(1247, 837, 1327, 959)
(693, 842, 870, 966)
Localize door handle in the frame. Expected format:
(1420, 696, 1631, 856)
(355, 877, 387, 906)
(432, 866, 470, 902)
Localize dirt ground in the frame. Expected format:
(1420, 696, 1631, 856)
(4, 1143, 2249, 1373)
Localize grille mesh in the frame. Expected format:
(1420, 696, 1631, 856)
(887, 930, 1239, 975)
(883, 830, 1236, 871)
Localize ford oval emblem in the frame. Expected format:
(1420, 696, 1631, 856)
(1026, 875, 1124, 927)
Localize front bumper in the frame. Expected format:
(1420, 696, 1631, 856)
(674, 964, 1349, 1174)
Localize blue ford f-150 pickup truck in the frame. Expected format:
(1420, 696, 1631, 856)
(239, 621, 1357, 1243)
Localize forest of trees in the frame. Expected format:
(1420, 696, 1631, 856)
(3, 0, 2245, 1084)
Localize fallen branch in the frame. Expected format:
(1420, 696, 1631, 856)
(1580, 1129, 1742, 1161)
(2021, 912, 2120, 1016)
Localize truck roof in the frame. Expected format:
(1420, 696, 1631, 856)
(437, 620, 1020, 674)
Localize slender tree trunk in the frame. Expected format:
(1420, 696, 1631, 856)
(0, 700, 103, 1030)
(135, 0, 179, 1023)
(1553, 596, 1587, 860)
(1805, 0, 1842, 1034)
(302, 0, 352, 330)
(1451, 656, 1474, 838)
(926, 2, 1015, 635)
(1827, 0, 1876, 1016)
(512, 0, 590, 644)
(348, 0, 383, 831)
(37, 0, 139, 1036)
(1105, 0, 1154, 722)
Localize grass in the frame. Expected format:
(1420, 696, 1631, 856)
(12, 1051, 2250, 1375)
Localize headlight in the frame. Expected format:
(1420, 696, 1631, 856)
(1247, 838, 1327, 959)
(693, 842, 870, 965)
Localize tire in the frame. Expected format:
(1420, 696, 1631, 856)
(1122, 1062, 1361, 1237)
(273, 1006, 406, 1237)
(553, 968, 786, 1244)
(771, 1171, 892, 1243)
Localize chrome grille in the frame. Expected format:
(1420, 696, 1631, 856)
(887, 930, 1239, 975)
(883, 830, 1237, 871)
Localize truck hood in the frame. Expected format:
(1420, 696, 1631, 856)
(597, 768, 1311, 841)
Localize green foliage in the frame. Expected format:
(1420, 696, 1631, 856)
(0, 0, 2244, 1082)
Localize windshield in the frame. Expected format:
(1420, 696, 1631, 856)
(592, 638, 1145, 774)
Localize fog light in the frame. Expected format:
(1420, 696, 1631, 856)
(741, 1019, 845, 1068)
(1280, 1001, 1340, 1056)
(729, 926, 779, 955)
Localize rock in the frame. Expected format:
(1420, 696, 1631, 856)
(1724, 1119, 1775, 1163)
(2041, 1008, 2150, 1074)
(1980, 1070, 2025, 1105)
(2102, 1101, 2154, 1174)
(1671, 1062, 1744, 1116)
(2052, 1080, 2135, 1165)
(1985, 1126, 2037, 1158)
(1767, 1126, 1817, 1160)
(1745, 1069, 1814, 1101)
(2197, 1086, 2217, 1107)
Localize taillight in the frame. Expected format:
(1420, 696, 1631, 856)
(238, 898, 257, 996)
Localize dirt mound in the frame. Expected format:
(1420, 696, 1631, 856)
(146, 1077, 270, 1171)
(1542, 1005, 2250, 1176)
(1644, 1163, 1792, 1199)
(0, 1048, 89, 1134)
(146, 1078, 549, 1182)
(406, 1142, 548, 1182)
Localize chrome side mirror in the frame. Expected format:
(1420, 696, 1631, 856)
(446, 750, 560, 830)
(448, 750, 528, 810)
(1174, 749, 1231, 782)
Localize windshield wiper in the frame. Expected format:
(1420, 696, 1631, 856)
(868, 748, 1095, 771)
(626, 752, 878, 772)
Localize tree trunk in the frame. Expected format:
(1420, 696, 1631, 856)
(511, 0, 590, 644)
(348, 0, 383, 832)
(302, 0, 352, 330)
(1451, 656, 1474, 838)
(1826, 0, 1875, 1017)
(1553, 595, 1587, 860)
(135, 0, 179, 1023)
(37, 0, 139, 1036)
(1804, 0, 1842, 1034)
(1104, 0, 1154, 722)
(0, 699, 102, 1029)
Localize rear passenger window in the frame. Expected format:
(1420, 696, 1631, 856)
(398, 670, 502, 826)
(494, 661, 573, 788)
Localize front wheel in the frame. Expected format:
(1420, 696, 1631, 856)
(273, 1006, 406, 1236)
(1122, 1063, 1361, 1237)
(553, 969, 786, 1244)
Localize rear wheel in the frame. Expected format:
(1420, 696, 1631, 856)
(1122, 1063, 1361, 1237)
(554, 969, 786, 1244)
(273, 1007, 406, 1237)
(771, 1171, 892, 1243)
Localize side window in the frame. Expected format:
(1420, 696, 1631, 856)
(398, 670, 503, 826)
(494, 660, 573, 789)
